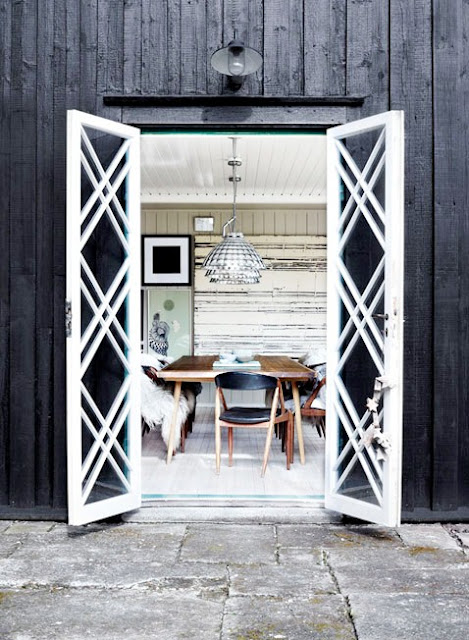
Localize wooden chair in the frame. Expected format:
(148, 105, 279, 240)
(301, 376, 326, 437)
(214, 371, 294, 476)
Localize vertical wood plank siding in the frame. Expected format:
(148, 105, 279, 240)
(0, 0, 12, 505)
(304, 0, 346, 96)
(391, 0, 434, 513)
(9, 0, 38, 508)
(0, 0, 466, 519)
(433, 1, 469, 511)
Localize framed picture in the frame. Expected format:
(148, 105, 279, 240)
(143, 288, 192, 360)
(142, 235, 192, 286)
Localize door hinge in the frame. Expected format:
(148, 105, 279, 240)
(65, 299, 72, 338)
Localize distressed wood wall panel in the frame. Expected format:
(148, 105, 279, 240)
(206, 0, 224, 95)
(433, 1, 469, 511)
(263, 0, 304, 95)
(143, 208, 327, 356)
(35, 0, 56, 505)
(194, 235, 327, 356)
(80, 0, 98, 112)
(98, 0, 124, 119)
(346, 0, 389, 116)
(180, 0, 207, 94)
(141, 0, 168, 94)
(9, 0, 38, 507)
(0, 0, 11, 504)
(124, 0, 142, 93)
(304, 0, 346, 96)
(167, 0, 182, 94)
(51, 0, 71, 511)
(391, 0, 434, 513)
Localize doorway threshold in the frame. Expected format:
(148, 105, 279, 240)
(123, 499, 342, 525)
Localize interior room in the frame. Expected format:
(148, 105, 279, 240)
(139, 131, 328, 501)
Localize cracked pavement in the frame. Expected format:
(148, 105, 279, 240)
(1, 515, 469, 639)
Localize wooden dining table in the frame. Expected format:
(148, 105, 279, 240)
(157, 354, 314, 466)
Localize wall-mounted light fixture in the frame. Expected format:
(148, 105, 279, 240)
(211, 35, 263, 90)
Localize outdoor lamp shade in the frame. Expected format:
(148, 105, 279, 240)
(211, 40, 263, 77)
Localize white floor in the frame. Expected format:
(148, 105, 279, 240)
(142, 406, 325, 500)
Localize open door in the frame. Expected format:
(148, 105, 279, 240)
(66, 110, 141, 525)
(325, 111, 404, 527)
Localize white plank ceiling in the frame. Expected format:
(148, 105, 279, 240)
(140, 133, 327, 206)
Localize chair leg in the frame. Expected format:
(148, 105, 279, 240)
(180, 420, 187, 453)
(187, 408, 195, 434)
(286, 413, 294, 469)
(289, 414, 294, 465)
(215, 419, 221, 474)
(261, 422, 275, 477)
(285, 416, 290, 470)
(228, 427, 234, 466)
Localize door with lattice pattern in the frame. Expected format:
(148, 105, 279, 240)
(325, 111, 404, 527)
(66, 110, 141, 526)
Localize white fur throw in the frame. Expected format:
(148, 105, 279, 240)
(285, 347, 327, 412)
(299, 347, 327, 369)
(140, 352, 189, 451)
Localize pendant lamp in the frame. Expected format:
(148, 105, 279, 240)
(203, 138, 265, 284)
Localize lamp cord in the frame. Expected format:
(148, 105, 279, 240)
(223, 136, 240, 237)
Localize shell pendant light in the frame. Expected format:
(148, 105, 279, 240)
(203, 137, 265, 284)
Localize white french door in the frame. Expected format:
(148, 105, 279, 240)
(66, 110, 141, 525)
(65, 109, 403, 527)
(325, 111, 404, 527)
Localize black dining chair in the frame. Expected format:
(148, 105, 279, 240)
(214, 371, 294, 476)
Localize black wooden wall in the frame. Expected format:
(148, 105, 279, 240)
(0, 0, 466, 520)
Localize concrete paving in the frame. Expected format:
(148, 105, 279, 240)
(1, 508, 469, 639)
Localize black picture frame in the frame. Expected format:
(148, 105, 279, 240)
(142, 235, 192, 286)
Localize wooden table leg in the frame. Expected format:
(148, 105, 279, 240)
(291, 381, 305, 464)
(166, 380, 182, 465)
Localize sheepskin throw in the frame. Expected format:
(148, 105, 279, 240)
(140, 352, 189, 451)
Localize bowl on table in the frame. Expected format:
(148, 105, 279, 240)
(235, 350, 254, 363)
(219, 352, 237, 364)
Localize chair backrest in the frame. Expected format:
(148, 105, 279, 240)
(215, 371, 278, 391)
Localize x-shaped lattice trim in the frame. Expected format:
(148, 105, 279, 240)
(337, 263, 385, 374)
(80, 127, 131, 253)
(333, 377, 384, 505)
(80, 257, 131, 377)
(80, 380, 132, 503)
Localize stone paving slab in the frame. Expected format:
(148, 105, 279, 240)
(398, 523, 461, 551)
(277, 546, 326, 565)
(229, 562, 337, 597)
(180, 523, 277, 564)
(0, 587, 225, 640)
(0, 523, 187, 587)
(2, 520, 469, 639)
(326, 545, 467, 569)
(221, 595, 356, 640)
(349, 593, 469, 640)
(277, 524, 403, 550)
(4, 521, 55, 534)
(334, 564, 469, 596)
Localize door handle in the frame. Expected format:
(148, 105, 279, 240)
(372, 313, 389, 320)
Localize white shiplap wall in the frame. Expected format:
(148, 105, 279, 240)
(141, 207, 327, 237)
